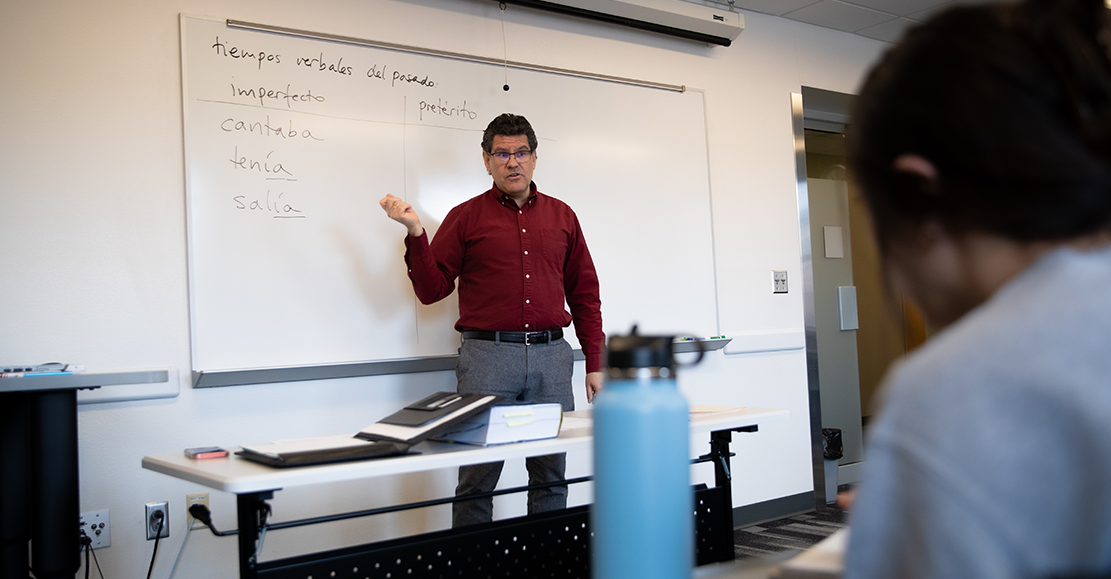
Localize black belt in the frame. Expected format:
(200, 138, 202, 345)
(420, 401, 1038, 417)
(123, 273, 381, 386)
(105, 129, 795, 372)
(461, 329, 563, 345)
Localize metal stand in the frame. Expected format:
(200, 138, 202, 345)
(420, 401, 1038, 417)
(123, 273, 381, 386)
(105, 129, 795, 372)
(30, 391, 81, 578)
(0, 393, 30, 579)
(0, 390, 81, 579)
(222, 426, 758, 578)
(0, 371, 166, 579)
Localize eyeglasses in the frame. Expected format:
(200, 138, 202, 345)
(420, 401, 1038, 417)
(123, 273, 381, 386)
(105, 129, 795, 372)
(488, 150, 533, 164)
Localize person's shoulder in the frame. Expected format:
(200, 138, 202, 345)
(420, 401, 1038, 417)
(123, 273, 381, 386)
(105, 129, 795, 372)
(445, 188, 498, 216)
(880, 247, 1111, 427)
(533, 188, 577, 215)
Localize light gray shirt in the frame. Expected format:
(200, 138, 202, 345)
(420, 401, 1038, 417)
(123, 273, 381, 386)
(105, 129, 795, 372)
(845, 245, 1111, 579)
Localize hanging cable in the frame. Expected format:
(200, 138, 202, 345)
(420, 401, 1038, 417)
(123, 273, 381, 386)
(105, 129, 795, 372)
(90, 545, 104, 579)
(147, 512, 165, 579)
(168, 516, 200, 579)
(82, 533, 91, 579)
(500, 2, 510, 91)
(78, 531, 105, 579)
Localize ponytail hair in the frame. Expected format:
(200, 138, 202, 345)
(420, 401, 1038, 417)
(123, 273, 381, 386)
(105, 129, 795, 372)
(848, 0, 1111, 251)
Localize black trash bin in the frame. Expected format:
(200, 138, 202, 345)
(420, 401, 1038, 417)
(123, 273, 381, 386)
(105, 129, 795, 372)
(822, 428, 843, 504)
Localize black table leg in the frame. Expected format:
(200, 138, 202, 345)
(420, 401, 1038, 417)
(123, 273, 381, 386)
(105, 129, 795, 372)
(29, 390, 80, 578)
(709, 430, 735, 531)
(237, 491, 274, 579)
(704, 426, 758, 533)
(0, 392, 29, 579)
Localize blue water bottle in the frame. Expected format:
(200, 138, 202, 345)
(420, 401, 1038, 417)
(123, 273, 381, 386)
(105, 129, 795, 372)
(592, 326, 704, 579)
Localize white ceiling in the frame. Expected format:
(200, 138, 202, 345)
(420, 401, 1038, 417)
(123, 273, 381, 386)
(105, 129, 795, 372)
(692, 0, 1002, 43)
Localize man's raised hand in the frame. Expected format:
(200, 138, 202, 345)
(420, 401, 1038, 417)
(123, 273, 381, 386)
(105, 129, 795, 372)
(379, 194, 424, 237)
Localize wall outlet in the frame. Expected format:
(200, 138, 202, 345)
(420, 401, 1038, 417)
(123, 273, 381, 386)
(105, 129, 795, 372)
(79, 509, 110, 549)
(145, 502, 169, 540)
(186, 492, 210, 528)
(773, 270, 788, 294)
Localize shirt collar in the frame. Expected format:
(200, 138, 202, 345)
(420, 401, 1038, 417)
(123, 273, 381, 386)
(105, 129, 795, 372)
(490, 181, 540, 208)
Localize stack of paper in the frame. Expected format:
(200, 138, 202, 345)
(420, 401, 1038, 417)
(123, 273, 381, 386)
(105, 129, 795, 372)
(434, 402, 563, 446)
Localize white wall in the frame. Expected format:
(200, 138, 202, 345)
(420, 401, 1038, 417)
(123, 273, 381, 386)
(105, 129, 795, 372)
(0, 0, 884, 576)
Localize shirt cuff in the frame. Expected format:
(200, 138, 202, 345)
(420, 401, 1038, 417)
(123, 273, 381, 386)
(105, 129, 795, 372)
(585, 351, 603, 374)
(404, 230, 429, 252)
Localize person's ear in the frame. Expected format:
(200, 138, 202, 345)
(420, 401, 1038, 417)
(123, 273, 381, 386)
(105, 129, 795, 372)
(891, 154, 946, 249)
(893, 154, 937, 181)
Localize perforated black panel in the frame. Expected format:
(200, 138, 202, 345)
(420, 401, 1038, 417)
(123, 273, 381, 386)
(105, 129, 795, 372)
(694, 485, 735, 566)
(259, 506, 592, 579)
(258, 486, 732, 579)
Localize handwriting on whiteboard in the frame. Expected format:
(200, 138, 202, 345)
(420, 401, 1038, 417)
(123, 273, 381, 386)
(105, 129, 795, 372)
(233, 191, 305, 218)
(221, 116, 324, 141)
(201, 34, 484, 221)
(211, 36, 438, 90)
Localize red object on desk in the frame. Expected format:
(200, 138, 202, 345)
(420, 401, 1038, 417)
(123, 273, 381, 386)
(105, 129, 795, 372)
(185, 447, 229, 459)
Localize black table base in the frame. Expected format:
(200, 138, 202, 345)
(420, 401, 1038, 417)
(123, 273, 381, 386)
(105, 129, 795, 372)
(1, 389, 81, 579)
(225, 425, 756, 578)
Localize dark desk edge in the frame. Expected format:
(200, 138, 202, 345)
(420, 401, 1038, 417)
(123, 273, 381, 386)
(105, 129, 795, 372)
(0, 370, 170, 393)
(192, 339, 729, 389)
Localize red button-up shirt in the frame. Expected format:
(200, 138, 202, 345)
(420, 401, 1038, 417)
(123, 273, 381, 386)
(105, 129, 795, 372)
(404, 182, 605, 373)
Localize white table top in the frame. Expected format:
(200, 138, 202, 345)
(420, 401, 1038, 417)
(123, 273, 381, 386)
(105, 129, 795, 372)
(142, 406, 788, 494)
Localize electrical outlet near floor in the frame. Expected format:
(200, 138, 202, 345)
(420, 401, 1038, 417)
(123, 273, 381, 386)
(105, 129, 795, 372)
(79, 509, 110, 549)
(145, 501, 169, 540)
(186, 492, 210, 527)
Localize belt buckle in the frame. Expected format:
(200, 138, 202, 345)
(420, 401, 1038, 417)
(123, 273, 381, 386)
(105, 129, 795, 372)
(524, 332, 534, 346)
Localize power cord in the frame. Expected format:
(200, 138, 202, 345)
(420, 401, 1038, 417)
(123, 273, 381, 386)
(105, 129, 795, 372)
(167, 515, 198, 579)
(188, 503, 240, 537)
(80, 531, 90, 579)
(146, 510, 164, 579)
(187, 504, 221, 533)
(189, 503, 269, 561)
(78, 530, 105, 579)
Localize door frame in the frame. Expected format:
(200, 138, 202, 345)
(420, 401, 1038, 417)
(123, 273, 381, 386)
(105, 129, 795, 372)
(792, 87, 858, 506)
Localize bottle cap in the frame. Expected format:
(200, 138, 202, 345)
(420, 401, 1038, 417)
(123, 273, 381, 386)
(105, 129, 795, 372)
(607, 325, 675, 370)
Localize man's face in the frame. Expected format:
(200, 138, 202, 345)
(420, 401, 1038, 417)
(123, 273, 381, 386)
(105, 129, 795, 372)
(483, 134, 536, 200)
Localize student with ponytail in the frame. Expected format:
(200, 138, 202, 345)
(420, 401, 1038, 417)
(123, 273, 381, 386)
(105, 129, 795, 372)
(844, 1, 1111, 577)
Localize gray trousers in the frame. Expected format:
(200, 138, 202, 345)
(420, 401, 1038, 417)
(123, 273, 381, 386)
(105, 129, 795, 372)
(452, 335, 575, 528)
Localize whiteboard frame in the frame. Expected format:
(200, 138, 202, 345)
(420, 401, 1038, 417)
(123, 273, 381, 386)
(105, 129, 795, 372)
(226, 19, 687, 93)
(192, 340, 729, 388)
(182, 15, 720, 387)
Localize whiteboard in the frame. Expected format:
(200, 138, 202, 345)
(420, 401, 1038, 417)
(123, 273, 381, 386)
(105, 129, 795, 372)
(181, 15, 718, 376)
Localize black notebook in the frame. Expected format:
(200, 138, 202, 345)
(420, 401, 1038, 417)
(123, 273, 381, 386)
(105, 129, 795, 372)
(356, 392, 502, 444)
(378, 392, 478, 427)
(237, 436, 411, 468)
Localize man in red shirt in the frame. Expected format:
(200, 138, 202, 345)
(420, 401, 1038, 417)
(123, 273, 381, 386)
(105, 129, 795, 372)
(380, 113, 604, 527)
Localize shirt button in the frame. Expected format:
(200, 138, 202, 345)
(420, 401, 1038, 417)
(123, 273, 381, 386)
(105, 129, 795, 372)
(524, 251, 529, 255)
(522, 228, 526, 233)
(525, 324, 530, 328)
(526, 300, 530, 304)
(526, 274, 530, 279)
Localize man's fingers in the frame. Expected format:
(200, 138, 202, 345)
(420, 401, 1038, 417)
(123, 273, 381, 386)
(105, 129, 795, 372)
(379, 195, 410, 218)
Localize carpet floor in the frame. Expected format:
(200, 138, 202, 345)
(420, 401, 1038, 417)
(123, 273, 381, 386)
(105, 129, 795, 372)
(733, 505, 847, 561)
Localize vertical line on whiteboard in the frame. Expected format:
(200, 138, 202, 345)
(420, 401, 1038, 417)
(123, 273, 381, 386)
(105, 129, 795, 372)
(405, 95, 421, 345)
(693, 88, 721, 335)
